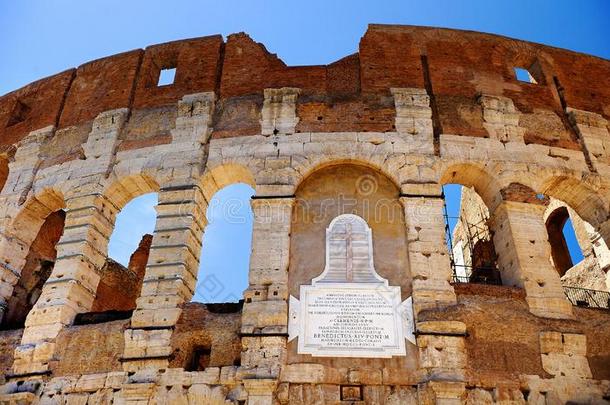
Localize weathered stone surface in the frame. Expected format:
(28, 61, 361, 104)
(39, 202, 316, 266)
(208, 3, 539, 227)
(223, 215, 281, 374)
(0, 24, 609, 405)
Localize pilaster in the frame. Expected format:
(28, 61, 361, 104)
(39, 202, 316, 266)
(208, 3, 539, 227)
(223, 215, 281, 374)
(122, 184, 207, 371)
(241, 195, 294, 380)
(490, 201, 573, 318)
(399, 186, 457, 317)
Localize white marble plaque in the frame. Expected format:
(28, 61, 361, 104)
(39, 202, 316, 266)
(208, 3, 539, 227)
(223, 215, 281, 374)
(289, 214, 415, 358)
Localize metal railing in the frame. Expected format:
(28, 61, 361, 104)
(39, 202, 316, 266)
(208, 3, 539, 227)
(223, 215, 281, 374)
(563, 286, 610, 310)
(451, 270, 502, 286)
(442, 194, 502, 287)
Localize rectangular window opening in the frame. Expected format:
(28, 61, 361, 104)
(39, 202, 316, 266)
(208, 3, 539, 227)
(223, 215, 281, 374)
(157, 67, 176, 86)
(514, 67, 537, 84)
(187, 346, 211, 371)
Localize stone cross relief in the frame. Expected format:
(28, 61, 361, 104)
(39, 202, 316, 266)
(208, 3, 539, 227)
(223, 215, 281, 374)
(312, 213, 386, 285)
(334, 222, 355, 282)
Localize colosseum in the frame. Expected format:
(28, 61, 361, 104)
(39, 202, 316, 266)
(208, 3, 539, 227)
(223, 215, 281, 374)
(0, 24, 609, 404)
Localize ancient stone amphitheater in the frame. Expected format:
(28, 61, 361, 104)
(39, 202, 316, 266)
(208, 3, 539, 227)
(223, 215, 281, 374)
(0, 24, 609, 404)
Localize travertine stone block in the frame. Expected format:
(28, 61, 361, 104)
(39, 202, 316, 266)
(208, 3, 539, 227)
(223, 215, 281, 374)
(539, 331, 592, 379)
(568, 107, 610, 171)
(391, 88, 435, 154)
(260, 88, 300, 135)
(400, 195, 456, 316)
(174, 92, 215, 144)
(83, 109, 128, 159)
(490, 201, 573, 319)
(190, 367, 221, 385)
(478, 94, 525, 143)
(4, 126, 54, 202)
(280, 364, 325, 384)
(243, 378, 277, 405)
(187, 384, 228, 405)
(422, 381, 466, 405)
(416, 320, 467, 335)
(417, 335, 466, 371)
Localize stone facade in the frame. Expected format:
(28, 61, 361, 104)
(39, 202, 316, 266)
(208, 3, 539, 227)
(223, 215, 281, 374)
(0, 24, 609, 404)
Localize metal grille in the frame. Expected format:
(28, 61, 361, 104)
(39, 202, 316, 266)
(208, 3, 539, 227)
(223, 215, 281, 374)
(563, 286, 610, 310)
(451, 273, 502, 286)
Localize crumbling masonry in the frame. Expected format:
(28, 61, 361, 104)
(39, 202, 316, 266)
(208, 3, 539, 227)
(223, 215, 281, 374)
(0, 25, 609, 404)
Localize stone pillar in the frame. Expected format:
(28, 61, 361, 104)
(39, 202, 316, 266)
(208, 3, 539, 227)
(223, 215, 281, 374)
(12, 192, 117, 375)
(8, 108, 130, 376)
(400, 185, 467, 387)
(122, 184, 206, 371)
(241, 196, 293, 380)
(400, 185, 457, 317)
(490, 201, 573, 318)
(416, 320, 467, 383)
(121, 93, 213, 371)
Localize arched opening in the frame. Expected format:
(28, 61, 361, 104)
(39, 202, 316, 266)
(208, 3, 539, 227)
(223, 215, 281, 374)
(287, 162, 413, 368)
(94, 192, 158, 313)
(194, 183, 254, 303)
(546, 206, 583, 276)
(1, 210, 65, 329)
(543, 198, 609, 295)
(539, 175, 609, 245)
(443, 184, 500, 285)
(0, 189, 65, 330)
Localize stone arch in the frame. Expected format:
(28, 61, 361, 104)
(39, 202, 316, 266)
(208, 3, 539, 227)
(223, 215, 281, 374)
(200, 163, 256, 202)
(194, 182, 255, 303)
(5, 187, 65, 256)
(152, 162, 256, 304)
(290, 162, 410, 300)
(87, 174, 161, 312)
(438, 162, 503, 212)
(292, 157, 402, 196)
(538, 175, 608, 233)
(103, 172, 161, 214)
(0, 188, 66, 326)
(440, 165, 502, 284)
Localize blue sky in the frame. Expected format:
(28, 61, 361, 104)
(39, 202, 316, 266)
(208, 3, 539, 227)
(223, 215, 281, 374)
(1, 1, 609, 95)
(2, 1, 604, 300)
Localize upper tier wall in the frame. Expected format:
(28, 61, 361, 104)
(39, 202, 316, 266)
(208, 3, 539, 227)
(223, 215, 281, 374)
(1, 24, 609, 151)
